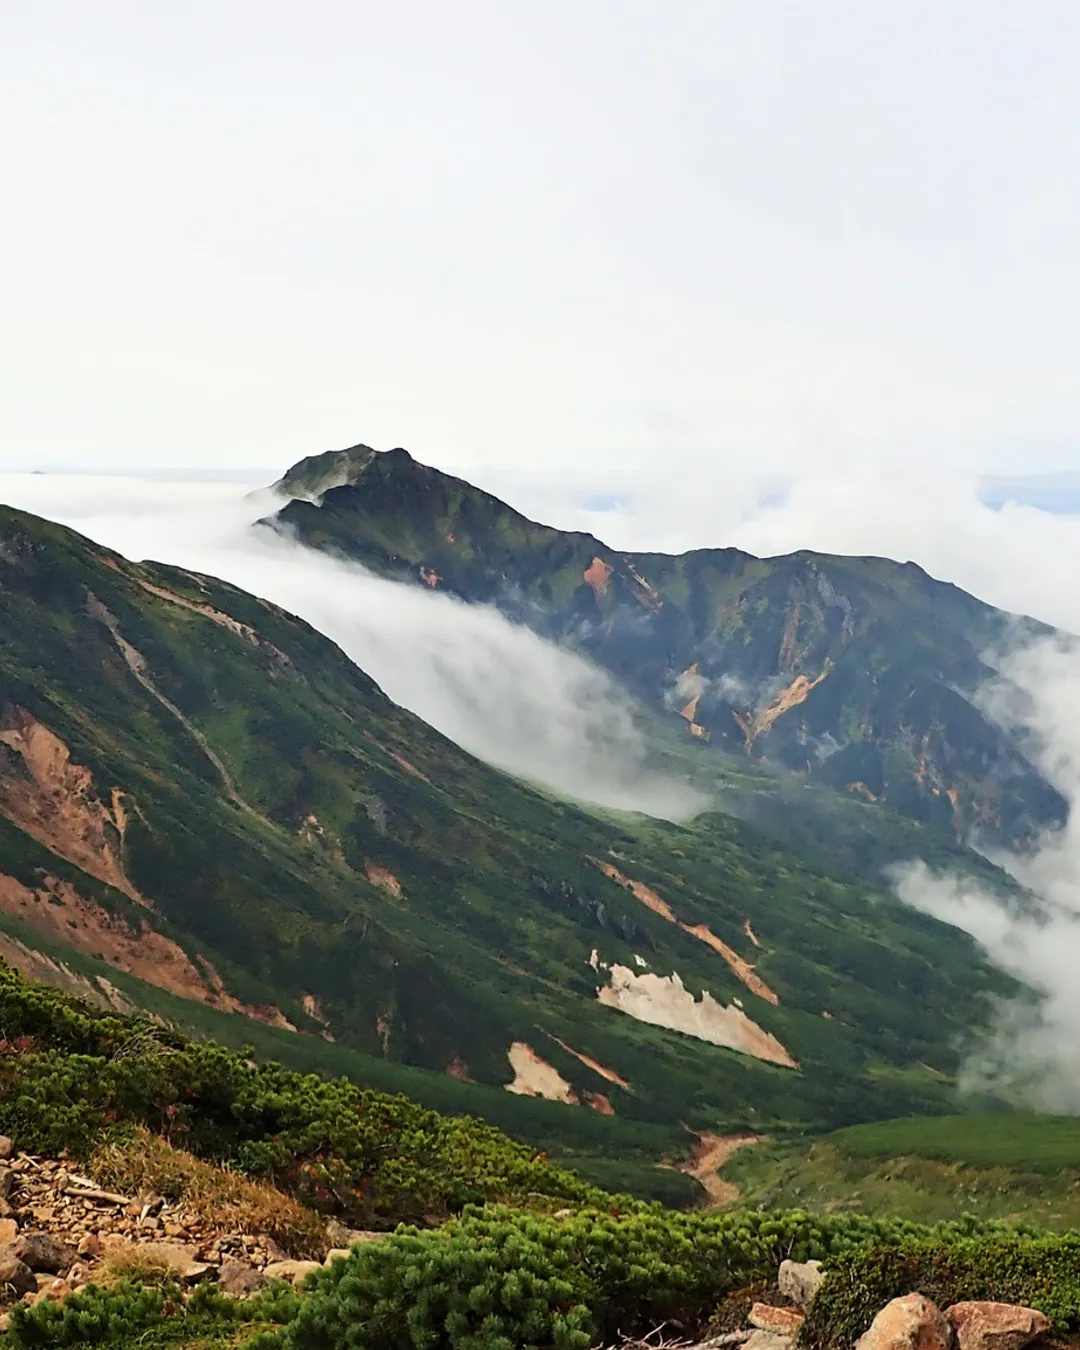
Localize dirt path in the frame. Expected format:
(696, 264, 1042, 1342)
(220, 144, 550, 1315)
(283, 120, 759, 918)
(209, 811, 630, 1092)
(680, 1131, 765, 1206)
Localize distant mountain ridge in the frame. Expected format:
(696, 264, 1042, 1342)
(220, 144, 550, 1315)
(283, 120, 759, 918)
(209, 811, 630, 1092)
(267, 443, 1065, 849)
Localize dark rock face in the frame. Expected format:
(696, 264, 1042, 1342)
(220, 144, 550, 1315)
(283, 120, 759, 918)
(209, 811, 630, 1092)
(269, 445, 1066, 848)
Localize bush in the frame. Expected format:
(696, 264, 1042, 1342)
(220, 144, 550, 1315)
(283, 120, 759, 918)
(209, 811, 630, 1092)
(0, 963, 609, 1229)
(803, 1230, 1080, 1349)
(264, 1204, 922, 1350)
(6, 1276, 299, 1349)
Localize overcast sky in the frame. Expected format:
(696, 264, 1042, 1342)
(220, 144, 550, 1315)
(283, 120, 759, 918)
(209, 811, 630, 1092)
(4, 2, 1080, 484)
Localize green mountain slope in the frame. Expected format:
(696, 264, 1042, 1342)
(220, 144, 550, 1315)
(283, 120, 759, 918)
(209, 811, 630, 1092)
(722, 1114, 1080, 1229)
(269, 445, 1064, 848)
(0, 503, 1019, 1149)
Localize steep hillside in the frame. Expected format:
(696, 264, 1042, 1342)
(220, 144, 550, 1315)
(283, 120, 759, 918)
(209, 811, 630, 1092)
(269, 445, 1064, 848)
(0, 503, 1020, 1147)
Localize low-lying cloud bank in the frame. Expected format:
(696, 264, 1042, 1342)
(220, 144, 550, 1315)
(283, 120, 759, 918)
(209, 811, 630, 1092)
(894, 635, 1080, 1111)
(0, 473, 705, 821)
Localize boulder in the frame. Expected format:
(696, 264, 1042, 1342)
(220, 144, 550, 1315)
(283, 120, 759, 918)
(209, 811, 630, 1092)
(856, 1294, 952, 1350)
(8, 1232, 76, 1274)
(324, 1248, 354, 1266)
(217, 1260, 268, 1299)
(0, 1138, 14, 1162)
(0, 1256, 36, 1300)
(264, 1259, 322, 1287)
(947, 1302, 1050, 1350)
(743, 1332, 795, 1350)
(0, 1222, 18, 1247)
(139, 1242, 212, 1284)
(778, 1258, 824, 1311)
(749, 1304, 806, 1336)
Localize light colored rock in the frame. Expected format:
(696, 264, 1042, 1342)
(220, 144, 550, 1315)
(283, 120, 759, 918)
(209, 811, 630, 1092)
(133, 1242, 212, 1283)
(856, 1294, 952, 1350)
(264, 1259, 322, 1287)
(947, 1302, 1050, 1350)
(0, 1255, 36, 1299)
(76, 1234, 103, 1259)
(217, 1260, 268, 1298)
(0, 1221, 18, 1247)
(743, 1331, 794, 1350)
(0, 1139, 14, 1162)
(323, 1248, 353, 1266)
(778, 1258, 824, 1311)
(749, 1304, 805, 1335)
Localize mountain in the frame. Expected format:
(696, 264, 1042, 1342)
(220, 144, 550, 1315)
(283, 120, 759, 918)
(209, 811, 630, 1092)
(268, 445, 1065, 849)
(0, 502, 1022, 1153)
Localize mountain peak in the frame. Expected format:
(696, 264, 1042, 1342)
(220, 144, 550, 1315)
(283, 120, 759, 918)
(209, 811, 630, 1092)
(271, 443, 415, 500)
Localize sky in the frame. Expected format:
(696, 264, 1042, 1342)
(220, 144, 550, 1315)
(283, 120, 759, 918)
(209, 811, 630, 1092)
(4, 1, 1080, 487)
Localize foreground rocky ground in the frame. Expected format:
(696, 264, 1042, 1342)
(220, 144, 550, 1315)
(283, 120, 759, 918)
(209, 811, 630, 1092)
(610, 1261, 1055, 1350)
(0, 1135, 376, 1328)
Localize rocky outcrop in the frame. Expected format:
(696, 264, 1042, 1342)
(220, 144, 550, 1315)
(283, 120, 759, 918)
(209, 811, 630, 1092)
(946, 1302, 1050, 1350)
(777, 1257, 824, 1310)
(749, 1303, 804, 1335)
(855, 1294, 954, 1350)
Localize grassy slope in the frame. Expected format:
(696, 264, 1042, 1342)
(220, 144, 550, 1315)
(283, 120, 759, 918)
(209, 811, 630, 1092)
(0, 504, 1022, 1159)
(723, 1114, 1080, 1229)
(269, 445, 1063, 849)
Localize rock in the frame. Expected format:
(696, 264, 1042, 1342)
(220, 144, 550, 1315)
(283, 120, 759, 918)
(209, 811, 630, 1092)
(217, 1260, 268, 1298)
(264, 1259, 322, 1287)
(0, 1222, 18, 1247)
(947, 1303, 1050, 1350)
(0, 1138, 14, 1162)
(8, 1232, 77, 1274)
(0, 1255, 36, 1299)
(139, 1242, 212, 1284)
(76, 1234, 103, 1260)
(778, 1258, 824, 1311)
(324, 1248, 353, 1266)
(856, 1294, 952, 1350)
(749, 1304, 806, 1336)
(0, 1168, 15, 1201)
(743, 1332, 795, 1350)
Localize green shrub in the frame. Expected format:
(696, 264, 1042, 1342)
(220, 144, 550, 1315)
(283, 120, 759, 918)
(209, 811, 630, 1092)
(0, 964, 609, 1228)
(804, 1230, 1080, 1349)
(262, 1204, 944, 1350)
(6, 1277, 300, 1349)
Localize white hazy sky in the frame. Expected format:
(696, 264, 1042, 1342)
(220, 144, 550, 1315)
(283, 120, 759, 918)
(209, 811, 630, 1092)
(3, 1, 1080, 483)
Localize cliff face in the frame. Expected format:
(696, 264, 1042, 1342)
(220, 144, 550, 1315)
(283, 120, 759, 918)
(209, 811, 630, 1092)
(268, 445, 1064, 848)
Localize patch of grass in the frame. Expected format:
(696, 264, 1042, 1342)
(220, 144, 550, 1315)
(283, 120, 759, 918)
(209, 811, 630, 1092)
(828, 1113, 1080, 1172)
(720, 1116, 1080, 1230)
(91, 1131, 327, 1259)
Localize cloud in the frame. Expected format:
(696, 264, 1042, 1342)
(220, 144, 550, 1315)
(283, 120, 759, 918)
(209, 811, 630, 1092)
(0, 473, 705, 822)
(893, 635, 1080, 1110)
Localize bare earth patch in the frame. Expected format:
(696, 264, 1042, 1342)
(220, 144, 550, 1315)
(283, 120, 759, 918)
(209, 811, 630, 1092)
(680, 1132, 765, 1207)
(592, 859, 780, 1004)
(0, 708, 146, 904)
(596, 965, 797, 1068)
(0, 870, 295, 1031)
(504, 1041, 578, 1105)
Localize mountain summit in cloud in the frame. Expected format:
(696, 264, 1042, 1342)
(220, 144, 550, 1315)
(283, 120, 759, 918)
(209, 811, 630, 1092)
(265, 443, 1066, 851)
